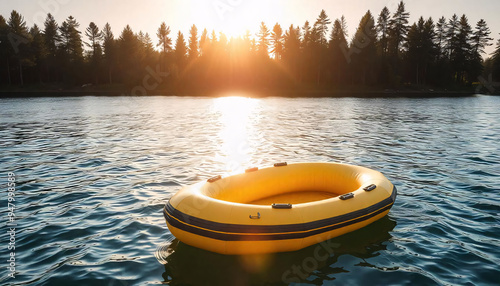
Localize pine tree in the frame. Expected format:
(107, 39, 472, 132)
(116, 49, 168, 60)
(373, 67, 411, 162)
(314, 9, 331, 46)
(85, 22, 103, 84)
(0, 15, 12, 85)
(446, 14, 459, 59)
(469, 19, 493, 83)
(156, 22, 172, 53)
(137, 31, 145, 45)
(118, 25, 140, 84)
(435, 16, 447, 58)
(199, 28, 208, 56)
(492, 35, 500, 81)
(271, 23, 284, 60)
(102, 23, 114, 52)
(386, 1, 409, 84)
(29, 24, 47, 83)
(451, 15, 472, 83)
(329, 20, 347, 49)
(377, 6, 391, 56)
(405, 17, 436, 84)
(388, 1, 410, 56)
(250, 38, 257, 54)
(350, 10, 377, 85)
(119, 25, 137, 52)
(301, 20, 315, 80)
(283, 24, 301, 80)
(7, 11, 29, 39)
(141, 32, 156, 68)
(59, 16, 84, 64)
(471, 19, 492, 55)
(7, 10, 30, 85)
(143, 33, 154, 54)
(137, 31, 154, 64)
(85, 22, 102, 57)
(302, 16, 326, 85)
(156, 22, 171, 74)
(329, 19, 348, 84)
(174, 31, 187, 67)
(43, 14, 59, 55)
(188, 24, 199, 60)
(102, 23, 115, 84)
(43, 13, 60, 82)
(302, 21, 312, 48)
(210, 30, 217, 43)
(422, 18, 437, 82)
(284, 25, 301, 52)
(340, 15, 348, 39)
(257, 22, 270, 57)
(242, 30, 252, 54)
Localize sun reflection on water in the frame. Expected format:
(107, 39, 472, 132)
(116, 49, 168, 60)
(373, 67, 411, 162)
(211, 96, 261, 175)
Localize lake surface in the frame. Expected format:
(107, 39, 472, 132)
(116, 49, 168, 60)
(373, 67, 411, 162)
(0, 95, 499, 285)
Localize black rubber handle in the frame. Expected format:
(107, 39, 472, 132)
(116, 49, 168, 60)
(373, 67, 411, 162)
(363, 184, 377, 191)
(272, 203, 292, 209)
(339, 193, 354, 200)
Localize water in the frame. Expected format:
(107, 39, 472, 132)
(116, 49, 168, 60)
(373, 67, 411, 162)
(0, 95, 499, 285)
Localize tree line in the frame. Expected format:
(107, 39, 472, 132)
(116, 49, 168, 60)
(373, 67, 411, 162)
(1, 1, 499, 94)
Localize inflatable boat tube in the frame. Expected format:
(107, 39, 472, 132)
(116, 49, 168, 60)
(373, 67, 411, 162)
(163, 162, 396, 255)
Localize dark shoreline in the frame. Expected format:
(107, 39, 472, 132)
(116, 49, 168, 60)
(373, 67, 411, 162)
(0, 89, 483, 98)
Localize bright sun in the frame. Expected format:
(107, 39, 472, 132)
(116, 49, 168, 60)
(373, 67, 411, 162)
(195, 0, 283, 39)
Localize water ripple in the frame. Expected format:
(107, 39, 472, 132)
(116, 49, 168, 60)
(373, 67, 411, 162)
(0, 96, 499, 285)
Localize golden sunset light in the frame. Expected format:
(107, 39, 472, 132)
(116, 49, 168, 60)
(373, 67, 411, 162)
(212, 96, 261, 174)
(1, 0, 500, 285)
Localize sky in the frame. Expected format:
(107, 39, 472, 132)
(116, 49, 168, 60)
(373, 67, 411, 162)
(1, 0, 499, 56)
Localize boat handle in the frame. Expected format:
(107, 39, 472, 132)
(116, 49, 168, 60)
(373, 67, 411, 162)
(249, 212, 261, 219)
(245, 167, 259, 173)
(272, 203, 292, 209)
(363, 184, 377, 191)
(274, 162, 287, 167)
(339, 193, 354, 200)
(207, 175, 221, 183)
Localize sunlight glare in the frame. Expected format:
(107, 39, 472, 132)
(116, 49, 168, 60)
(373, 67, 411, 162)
(212, 96, 260, 175)
(194, 0, 285, 39)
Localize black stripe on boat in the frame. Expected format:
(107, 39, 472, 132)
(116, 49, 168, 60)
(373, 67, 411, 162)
(164, 186, 397, 241)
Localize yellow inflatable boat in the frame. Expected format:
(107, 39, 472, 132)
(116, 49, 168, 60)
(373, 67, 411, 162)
(163, 162, 396, 255)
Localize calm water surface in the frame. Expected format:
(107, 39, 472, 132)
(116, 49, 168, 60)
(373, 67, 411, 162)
(0, 95, 499, 285)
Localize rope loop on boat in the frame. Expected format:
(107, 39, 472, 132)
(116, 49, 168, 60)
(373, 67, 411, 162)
(249, 212, 261, 219)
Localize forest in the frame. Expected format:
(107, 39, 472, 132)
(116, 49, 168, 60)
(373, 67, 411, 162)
(1, 1, 500, 95)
